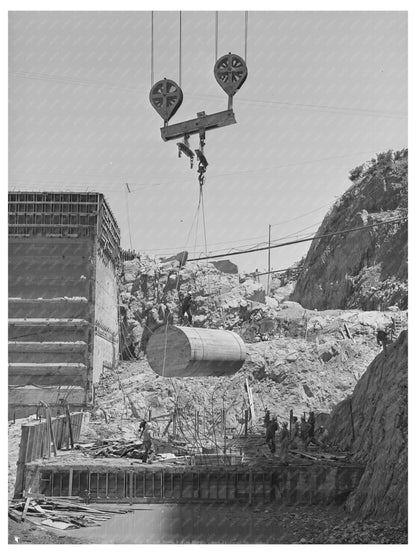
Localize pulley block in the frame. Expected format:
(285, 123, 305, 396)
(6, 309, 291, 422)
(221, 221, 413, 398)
(214, 53, 248, 97)
(149, 78, 183, 124)
(177, 140, 195, 168)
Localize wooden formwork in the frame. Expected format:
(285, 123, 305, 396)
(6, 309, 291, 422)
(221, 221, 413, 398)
(13, 412, 84, 499)
(22, 462, 365, 506)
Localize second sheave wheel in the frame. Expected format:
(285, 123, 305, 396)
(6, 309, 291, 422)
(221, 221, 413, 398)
(214, 53, 248, 97)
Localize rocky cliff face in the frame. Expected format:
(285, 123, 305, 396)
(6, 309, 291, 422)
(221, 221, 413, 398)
(327, 330, 407, 522)
(292, 149, 408, 311)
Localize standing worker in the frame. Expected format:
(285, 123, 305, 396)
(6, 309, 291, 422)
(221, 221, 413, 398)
(263, 408, 271, 433)
(142, 422, 154, 463)
(139, 302, 165, 355)
(180, 293, 193, 326)
(279, 422, 290, 464)
(265, 416, 279, 455)
(139, 419, 147, 439)
(291, 416, 300, 446)
(307, 411, 315, 442)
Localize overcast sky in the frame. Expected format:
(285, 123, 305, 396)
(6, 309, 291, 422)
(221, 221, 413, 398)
(9, 11, 407, 272)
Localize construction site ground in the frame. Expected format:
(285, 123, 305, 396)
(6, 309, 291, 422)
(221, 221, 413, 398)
(9, 500, 407, 544)
(8, 412, 407, 544)
(8, 302, 408, 544)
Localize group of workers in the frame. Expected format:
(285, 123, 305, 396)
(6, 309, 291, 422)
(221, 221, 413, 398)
(137, 407, 329, 465)
(264, 408, 329, 464)
(139, 292, 194, 355)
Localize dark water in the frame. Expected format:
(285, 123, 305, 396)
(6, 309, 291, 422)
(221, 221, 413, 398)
(66, 504, 283, 544)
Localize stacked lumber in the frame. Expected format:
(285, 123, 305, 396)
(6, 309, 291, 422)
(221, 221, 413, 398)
(9, 497, 129, 530)
(80, 438, 196, 462)
(82, 440, 144, 459)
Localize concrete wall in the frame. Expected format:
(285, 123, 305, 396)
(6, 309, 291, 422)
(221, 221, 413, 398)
(8, 192, 121, 418)
(8, 237, 119, 417)
(8, 237, 95, 417)
(92, 249, 119, 384)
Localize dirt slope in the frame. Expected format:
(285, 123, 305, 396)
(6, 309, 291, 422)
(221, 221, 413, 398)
(292, 149, 408, 311)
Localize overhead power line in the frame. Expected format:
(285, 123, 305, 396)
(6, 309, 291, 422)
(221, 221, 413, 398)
(187, 216, 407, 262)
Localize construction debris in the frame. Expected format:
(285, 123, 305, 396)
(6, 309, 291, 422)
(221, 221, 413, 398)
(9, 497, 130, 530)
(79, 438, 192, 464)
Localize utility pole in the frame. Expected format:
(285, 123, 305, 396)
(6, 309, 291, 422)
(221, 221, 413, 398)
(267, 224, 271, 295)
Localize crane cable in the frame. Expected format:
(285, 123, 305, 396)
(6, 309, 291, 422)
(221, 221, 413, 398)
(150, 11, 154, 86)
(215, 12, 218, 62)
(215, 11, 248, 62)
(161, 187, 204, 378)
(151, 12, 183, 88)
(244, 11, 248, 62)
(179, 11, 182, 88)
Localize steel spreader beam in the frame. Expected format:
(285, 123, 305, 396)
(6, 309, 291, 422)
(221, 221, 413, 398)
(161, 110, 236, 142)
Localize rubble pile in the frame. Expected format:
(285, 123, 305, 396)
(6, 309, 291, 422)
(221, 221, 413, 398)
(93, 305, 408, 442)
(119, 254, 298, 357)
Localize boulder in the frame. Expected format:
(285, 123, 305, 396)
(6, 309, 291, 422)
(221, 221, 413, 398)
(211, 259, 238, 274)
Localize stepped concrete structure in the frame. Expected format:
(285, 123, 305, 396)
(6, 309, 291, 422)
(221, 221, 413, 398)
(8, 192, 121, 418)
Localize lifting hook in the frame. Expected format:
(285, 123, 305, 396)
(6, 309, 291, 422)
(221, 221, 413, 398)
(196, 128, 208, 188)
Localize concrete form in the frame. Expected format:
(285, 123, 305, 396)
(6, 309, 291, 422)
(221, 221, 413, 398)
(22, 457, 364, 505)
(8, 192, 120, 418)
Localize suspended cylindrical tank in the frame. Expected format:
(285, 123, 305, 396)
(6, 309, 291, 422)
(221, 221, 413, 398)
(146, 325, 246, 378)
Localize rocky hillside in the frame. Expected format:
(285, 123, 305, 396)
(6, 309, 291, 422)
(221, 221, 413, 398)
(115, 249, 407, 437)
(327, 330, 408, 522)
(292, 149, 408, 311)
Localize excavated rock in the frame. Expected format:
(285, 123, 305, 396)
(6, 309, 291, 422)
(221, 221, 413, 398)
(327, 330, 407, 522)
(292, 149, 408, 311)
(118, 254, 293, 356)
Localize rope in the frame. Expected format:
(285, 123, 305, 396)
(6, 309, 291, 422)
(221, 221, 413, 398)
(150, 11, 154, 86)
(199, 183, 211, 297)
(161, 187, 203, 377)
(193, 189, 202, 259)
(179, 11, 182, 88)
(200, 186, 208, 256)
(244, 12, 248, 62)
(161, 320, 169, 377)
